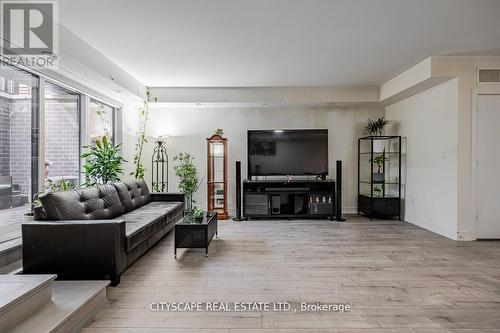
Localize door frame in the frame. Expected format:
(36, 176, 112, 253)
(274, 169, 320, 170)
(471, 86, 500, 239)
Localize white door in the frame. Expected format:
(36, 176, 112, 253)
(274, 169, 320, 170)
(476, 94, 500, 239)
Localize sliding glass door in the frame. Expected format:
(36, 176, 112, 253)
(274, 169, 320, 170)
(0, 63, 119, 214)
(0, 62, 39, 249)
(0, 63, 39, 211)
(43, 82, 81, 186)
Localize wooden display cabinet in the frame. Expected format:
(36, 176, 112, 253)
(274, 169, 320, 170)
(206, 134, 228, 219)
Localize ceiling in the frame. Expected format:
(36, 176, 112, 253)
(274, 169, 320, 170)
(58, 0, 500, 87)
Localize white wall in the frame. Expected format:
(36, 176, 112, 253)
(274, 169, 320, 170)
(385, 78, 459, 239)
(431, 56, 500, 239)
(122, 105, 384, 216)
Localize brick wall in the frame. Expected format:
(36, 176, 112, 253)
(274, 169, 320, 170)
(44, 99, 80, 182)
(9, 98, 31, 194)
(0, 97, 11, 177)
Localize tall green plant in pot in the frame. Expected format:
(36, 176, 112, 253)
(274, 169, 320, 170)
(81, 136, 126, 186)
(173, 152, 201, 212)
(130, 98, 150, 179)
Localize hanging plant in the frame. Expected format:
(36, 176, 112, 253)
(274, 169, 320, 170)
(130, 93, 150, 179)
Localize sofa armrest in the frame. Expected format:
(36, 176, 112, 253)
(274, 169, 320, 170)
(33, 206, 47, 220)
(151, 192, 185, 202)
(22, 219, 127, 284)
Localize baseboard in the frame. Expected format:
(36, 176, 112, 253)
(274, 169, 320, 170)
(457, 230, 475, 241)
(342, 207, 357, 215)
(404, 214, 458, 240)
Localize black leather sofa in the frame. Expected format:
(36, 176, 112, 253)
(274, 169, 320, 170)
(22, 179, 184, 286)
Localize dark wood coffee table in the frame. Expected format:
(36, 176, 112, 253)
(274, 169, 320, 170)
(174, 211, 218, 259)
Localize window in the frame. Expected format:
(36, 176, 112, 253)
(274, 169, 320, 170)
(44, 82, 80, 186)
(89, 99, 114, 144)
(0, 62, 39, 241)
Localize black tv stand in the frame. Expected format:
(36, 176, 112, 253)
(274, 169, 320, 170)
(243, 179, 338, 220)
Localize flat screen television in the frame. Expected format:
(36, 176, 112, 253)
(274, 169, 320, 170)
(247, 129, 328, 177)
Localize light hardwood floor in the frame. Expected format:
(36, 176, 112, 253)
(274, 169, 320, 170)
(83, 216, 500, 332)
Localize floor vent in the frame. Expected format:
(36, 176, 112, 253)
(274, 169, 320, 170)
(478, 69, 500, 83)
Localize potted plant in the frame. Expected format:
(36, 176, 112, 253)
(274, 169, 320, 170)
(81, 136, 126, 186)
(191, 207, 205, 222)
(173, 152, 203, 212)
(370, 154, 388, 183)
(362, 117, 390, 137)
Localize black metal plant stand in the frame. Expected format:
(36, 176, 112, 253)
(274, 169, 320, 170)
(152, 140, 168, 192)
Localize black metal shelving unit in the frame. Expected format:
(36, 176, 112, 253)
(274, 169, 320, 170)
(358, 136, 401, 219)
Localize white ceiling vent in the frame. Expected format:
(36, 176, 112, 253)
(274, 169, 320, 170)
(478, 69, 500, 83)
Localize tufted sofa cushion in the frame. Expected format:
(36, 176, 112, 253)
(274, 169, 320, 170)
(115, 201, 183, 252)
(113, 179, 151, 212)
(39, 184, 124, 220)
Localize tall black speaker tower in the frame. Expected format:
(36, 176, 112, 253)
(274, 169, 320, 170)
(233, 161, 244, 221)
(336, 160, 345, 221)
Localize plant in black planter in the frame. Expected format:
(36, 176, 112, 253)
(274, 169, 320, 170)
(370, 154, 388, 183)
(363, 117, 389, 137)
